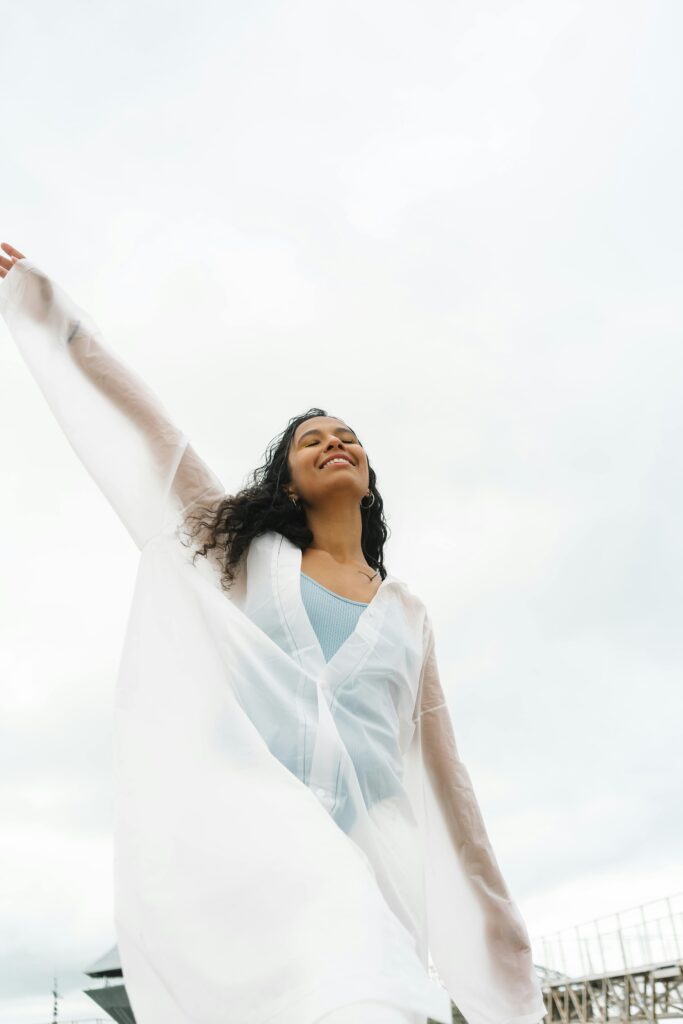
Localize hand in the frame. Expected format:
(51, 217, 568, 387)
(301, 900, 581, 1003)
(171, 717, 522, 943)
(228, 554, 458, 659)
(0, 242, 26, 278)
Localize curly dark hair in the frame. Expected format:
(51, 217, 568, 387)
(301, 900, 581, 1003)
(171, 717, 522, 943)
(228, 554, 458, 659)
(179, 407, 390, 592)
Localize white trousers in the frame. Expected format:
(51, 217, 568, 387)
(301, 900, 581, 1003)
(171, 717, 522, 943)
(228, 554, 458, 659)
(319, 1001, 427, 1024)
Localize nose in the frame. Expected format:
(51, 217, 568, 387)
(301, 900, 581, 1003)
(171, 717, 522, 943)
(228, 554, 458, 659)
(323, 433, 345, 450)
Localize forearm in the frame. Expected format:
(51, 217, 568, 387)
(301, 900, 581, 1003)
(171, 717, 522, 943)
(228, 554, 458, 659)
(0, 255, 224, 544)
(16, 265, 176, 447)
(420, 695, 513, 903)
(418, 635, 535, 961)
(67, 325, 183, 456)
(72, 328, 225, 513)
(417, 651, 546, 1024)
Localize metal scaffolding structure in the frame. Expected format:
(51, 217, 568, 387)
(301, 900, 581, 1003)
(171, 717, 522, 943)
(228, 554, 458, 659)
(77, 892, 683, 1024)
(532, 892, 683, 1023)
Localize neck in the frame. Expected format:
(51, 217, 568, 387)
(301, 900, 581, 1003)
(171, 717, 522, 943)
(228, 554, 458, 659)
(305, 494, 367, 565)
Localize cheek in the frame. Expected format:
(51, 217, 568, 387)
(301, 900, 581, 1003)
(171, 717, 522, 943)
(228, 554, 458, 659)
(290, 452, 317, 485)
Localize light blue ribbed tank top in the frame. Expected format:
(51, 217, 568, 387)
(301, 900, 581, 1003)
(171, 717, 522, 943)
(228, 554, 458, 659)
(300, 573, 369, 662)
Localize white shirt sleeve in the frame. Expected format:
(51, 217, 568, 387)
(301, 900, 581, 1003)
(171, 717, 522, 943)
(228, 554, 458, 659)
(416, 615, 546, 1024)
(0, 258, 225, 550)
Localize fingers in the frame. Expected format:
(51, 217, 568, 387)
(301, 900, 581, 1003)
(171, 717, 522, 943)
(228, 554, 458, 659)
(0, 258, 17, 278)
(0, 241, 26, 279)
(1, 242, 25, 259)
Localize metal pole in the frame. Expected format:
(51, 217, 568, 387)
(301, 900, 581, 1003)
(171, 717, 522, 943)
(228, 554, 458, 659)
(557, 930, 568, 977)
(576, 925, 588, 977)
(594, 918, 607, 975)
(616, 911, 628, 972)
(654, 908, 668, 963)
(542, 936, 552, 974)
(640, 903, 653, 965)
(52, 976, 59, 1024)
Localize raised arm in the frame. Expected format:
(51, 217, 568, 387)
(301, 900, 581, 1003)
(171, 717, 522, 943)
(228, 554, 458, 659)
(0, 242, 225, 548)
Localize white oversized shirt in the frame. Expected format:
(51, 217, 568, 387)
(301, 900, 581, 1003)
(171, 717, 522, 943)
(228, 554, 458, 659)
(0, 258, 546, 1024)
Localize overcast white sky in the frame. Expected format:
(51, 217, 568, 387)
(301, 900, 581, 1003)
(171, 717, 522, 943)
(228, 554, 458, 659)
(1, 0, 682, 1020)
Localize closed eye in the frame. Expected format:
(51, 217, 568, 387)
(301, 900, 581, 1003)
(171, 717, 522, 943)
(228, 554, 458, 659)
(307, 437, 359, 447)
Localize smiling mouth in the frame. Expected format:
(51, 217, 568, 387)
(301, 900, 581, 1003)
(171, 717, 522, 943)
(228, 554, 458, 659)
(319, 456, 354, 469)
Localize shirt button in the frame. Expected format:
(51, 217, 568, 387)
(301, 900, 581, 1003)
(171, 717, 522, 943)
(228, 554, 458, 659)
(313, 787, 336, 809)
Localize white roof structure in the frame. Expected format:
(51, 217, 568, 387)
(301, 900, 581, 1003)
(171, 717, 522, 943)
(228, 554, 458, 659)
(83, 944, 122, 978)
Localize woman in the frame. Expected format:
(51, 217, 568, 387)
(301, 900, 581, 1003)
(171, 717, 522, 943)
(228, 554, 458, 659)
(0, 241, 546, 1024)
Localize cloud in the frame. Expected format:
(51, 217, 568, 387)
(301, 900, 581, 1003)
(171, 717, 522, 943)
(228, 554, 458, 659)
(1, 0, 681, 1015)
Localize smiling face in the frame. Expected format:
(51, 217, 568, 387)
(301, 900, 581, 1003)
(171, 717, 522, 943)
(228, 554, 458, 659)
(286, 416, 370, 509)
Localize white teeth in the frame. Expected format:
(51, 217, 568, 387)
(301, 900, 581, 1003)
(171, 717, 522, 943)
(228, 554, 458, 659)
(321, 457, 352, 469)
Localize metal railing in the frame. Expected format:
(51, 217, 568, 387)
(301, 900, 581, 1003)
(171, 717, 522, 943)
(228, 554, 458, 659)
(532, 891, 683, 979)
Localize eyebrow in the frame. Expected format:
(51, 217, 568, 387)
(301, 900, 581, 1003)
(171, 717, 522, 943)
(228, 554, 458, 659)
(296, 425, 357, 443)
